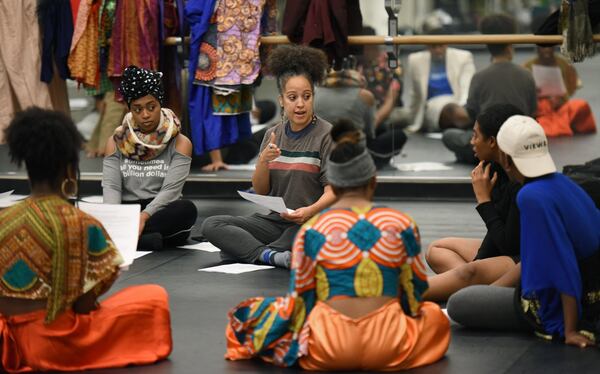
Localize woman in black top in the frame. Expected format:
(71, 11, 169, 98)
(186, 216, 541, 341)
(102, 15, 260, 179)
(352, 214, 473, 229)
(424, 104, 523, 301)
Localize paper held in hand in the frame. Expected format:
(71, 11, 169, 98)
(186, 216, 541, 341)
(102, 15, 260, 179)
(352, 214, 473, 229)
(78, 202, 140, 268)
(238, 190, 294, 214)
(532, 64, 567, 97)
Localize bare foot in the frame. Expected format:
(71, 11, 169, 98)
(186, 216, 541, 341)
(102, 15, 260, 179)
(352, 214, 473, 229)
(201, 161, 229, 172)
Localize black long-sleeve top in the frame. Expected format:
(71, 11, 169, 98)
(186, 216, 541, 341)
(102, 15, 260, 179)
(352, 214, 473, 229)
(473, 163, 521, 261)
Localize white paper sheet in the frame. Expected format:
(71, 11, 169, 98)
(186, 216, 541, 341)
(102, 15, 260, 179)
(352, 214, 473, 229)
(424, 133, 444, 140)
(238, 190, 293, 214)
(0, 190, 14, 199)
(78, 202, 140, 267)
(81, 195, 103, 203)
(178, 242, 221, 252)
(226, 164, 256, 171)
(532, 64, 567, 97)
(394, 162, 453, 172)
(0, 191, 28, 208)
(134, 251, 152, 259)
(198, 263, 274, 274)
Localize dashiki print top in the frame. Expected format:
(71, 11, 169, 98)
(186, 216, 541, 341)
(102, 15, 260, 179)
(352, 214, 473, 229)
(0, 196, 123, 323)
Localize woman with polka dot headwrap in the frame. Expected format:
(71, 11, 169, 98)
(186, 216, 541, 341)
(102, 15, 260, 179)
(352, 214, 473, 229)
(102, 65, 197, 250)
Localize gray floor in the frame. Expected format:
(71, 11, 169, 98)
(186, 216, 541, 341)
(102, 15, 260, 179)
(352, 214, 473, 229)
(86, 198, 600, 374)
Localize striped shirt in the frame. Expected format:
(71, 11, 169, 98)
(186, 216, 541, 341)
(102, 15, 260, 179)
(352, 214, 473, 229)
(260, 117, 333, 210)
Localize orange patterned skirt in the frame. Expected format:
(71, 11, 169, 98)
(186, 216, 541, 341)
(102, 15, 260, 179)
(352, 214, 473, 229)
(0, 285, 172, 373)
(299, 300, 450, 371)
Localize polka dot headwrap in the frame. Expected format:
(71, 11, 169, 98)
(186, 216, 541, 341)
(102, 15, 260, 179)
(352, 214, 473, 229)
(120, 65, 165, 107)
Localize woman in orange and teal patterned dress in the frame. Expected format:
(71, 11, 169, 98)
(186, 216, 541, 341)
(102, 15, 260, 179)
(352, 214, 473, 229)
(225, 123, 450, 371)
(0, 108, 172, 372)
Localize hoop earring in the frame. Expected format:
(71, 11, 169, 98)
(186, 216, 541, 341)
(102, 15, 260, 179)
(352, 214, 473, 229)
(61, 178, 78, 199)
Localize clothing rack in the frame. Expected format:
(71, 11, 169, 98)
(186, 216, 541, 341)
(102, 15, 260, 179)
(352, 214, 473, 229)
(164, 34, 600, 46)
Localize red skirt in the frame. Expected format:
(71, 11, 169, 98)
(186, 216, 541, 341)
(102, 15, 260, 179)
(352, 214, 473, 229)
(1, 284, 172, 372)
(537, 98, 596, 137)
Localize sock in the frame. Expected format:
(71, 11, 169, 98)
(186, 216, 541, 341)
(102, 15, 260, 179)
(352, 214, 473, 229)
(260, 248, 292, 268)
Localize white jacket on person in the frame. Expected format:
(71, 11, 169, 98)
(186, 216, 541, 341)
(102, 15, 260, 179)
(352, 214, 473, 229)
(406, 48, 475, 131)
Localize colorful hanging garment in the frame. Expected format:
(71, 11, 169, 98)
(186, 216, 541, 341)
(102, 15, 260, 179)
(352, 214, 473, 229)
(38, 0, 74, 83)
(85, 0, 117, 96)
(186, 0, 251, 155)
(108, 0, 160, 88)
(68, 0, 100, 88)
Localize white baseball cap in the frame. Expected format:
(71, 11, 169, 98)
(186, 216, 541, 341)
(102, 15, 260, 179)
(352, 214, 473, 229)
(496, 115, 557, 178)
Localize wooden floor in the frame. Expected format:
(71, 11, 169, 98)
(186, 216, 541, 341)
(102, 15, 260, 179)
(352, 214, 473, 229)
(87, 198, 600, 374)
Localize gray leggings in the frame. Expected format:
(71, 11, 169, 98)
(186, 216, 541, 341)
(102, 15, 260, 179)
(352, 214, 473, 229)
(447, 285, 531, 331)
(200, 213, 300, 263)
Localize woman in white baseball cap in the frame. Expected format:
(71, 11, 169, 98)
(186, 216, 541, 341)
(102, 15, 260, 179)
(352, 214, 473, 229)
(448, 115, 600, 348)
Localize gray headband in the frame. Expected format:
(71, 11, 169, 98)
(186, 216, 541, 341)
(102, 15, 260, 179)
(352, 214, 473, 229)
(327, 149, 376, 188)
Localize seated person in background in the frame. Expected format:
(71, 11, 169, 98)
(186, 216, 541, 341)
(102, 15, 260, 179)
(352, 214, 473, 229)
(0, 108, 172, 372)
(447, 115, 600, 348)
(524, 45, 596, 137)
(85, 90, 127, 158)
(358, 26, 405, 129)
(425, 104, 523, 301)
(442, 13, 537, 164)
(102, 65, 197, 250)
(224, 124, 450, 370)
(201, 45, 336, 268)
(314, 62, 406, 169)
(405, 27, 475, 132)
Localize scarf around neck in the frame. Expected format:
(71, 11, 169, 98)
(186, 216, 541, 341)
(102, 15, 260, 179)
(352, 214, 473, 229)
(323, 69, 367, 89)
(114, 108, 180, 161)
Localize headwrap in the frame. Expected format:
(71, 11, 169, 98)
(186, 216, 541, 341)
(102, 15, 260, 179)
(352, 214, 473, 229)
(119, 65, 165, 106)
(323, 69, 366, 89)
(326, 148, 376, 188)
(114, 108, 180, 161)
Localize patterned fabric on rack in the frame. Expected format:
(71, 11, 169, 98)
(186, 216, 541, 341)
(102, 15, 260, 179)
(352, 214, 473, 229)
(68, 0, 100, 88)
(108, 0, 160, 87)
(194, 0, 265, 87)
(225, 206, 427, 366)
(86, 0, 118, 96)
(212, 85, 253, 115)
(0, 196, 122, 323)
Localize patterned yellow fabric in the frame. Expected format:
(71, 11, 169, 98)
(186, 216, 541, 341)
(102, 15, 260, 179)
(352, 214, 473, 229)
(0, 196, 123, 322)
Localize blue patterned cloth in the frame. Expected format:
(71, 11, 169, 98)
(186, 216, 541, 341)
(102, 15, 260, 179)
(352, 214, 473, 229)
(185, 0, 251, 155)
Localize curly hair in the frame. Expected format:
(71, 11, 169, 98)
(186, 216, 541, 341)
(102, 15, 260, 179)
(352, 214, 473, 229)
(267, 45, 328, 92)
(4, 107, 82, 187)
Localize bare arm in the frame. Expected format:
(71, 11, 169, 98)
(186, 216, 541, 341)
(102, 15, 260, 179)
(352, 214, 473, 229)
(375, 84, 400, 126)
(252, 131, 280, 195)
(280, 185, 336, 225)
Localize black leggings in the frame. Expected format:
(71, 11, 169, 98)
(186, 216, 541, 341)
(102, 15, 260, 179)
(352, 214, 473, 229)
(367, 126, 407, 169)
(125, 199, 198, 246)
